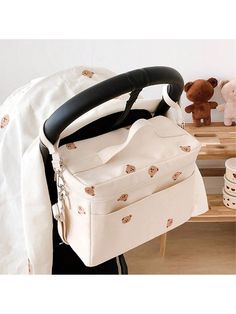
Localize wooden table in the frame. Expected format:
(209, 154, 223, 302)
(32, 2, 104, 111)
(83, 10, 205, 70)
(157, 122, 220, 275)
(159, 122, 236, 256)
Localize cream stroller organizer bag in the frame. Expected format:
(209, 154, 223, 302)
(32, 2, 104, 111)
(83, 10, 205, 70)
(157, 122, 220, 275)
(40, 67, 201, 267)
(41, 115, 201, 267)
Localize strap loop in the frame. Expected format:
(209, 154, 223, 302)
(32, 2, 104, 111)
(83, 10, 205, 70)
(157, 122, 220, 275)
(162, 85, 184, 128)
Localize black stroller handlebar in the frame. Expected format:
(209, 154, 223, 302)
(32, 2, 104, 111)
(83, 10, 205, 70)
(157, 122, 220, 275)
(43, 66, 184, 144)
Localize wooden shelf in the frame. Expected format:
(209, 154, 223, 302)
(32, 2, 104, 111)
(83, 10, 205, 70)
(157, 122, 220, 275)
(189, 194, 236, 222)
(159, 122, 236, 256)
(185, 123, 236, 222)
(185, 122, 236, 160)
(199, 168, 225, 177)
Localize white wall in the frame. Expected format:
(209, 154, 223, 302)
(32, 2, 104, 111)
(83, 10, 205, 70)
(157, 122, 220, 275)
(0, 39, 235, 122)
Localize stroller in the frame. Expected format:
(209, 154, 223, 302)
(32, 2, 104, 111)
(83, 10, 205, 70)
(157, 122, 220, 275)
(39, 66, 184, 274)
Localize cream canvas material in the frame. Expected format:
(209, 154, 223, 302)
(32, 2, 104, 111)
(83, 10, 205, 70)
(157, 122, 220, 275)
(0, 66, 121, 274)
(41, 113, 202, 267)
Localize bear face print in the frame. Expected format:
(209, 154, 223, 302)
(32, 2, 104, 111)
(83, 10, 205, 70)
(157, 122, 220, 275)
(122, 214, 132, 224)
(66, 142, 77, 150)
(85, 186, 95, 196)
(0, 114, 9, 128)
(117, 194, 128, 202)
(148, 166, 159, 178)
(172, 171, 182, 181)
(166, 218, 173, 228)
(82, 69, 94, 78)
(126, 164, 136, 174)
(78, 206, 86, 215)
(180, 145, 191, 152)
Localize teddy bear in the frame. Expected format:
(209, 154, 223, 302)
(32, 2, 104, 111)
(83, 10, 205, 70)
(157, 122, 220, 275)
(85, 186, 95, 196)
(77, 206, 86, 215)
(180, 145, 191, 152)
(126, 164, 136, 174)
(117, 194, 128, 202)
(0, 114, 10, 128)
(172, 171, 182, 181)
(122, 215, 132, 224)
(66, 142, 77, 150)
(82, 69, 94, 78)
(166, 218, 173, 228)
(148, 166, 159, 178)
(217, 79, 236, 126)
(184, 78, 218, 127)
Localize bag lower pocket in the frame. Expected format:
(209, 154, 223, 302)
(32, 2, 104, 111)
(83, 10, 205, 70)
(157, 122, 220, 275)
(89, 171, 195, 266)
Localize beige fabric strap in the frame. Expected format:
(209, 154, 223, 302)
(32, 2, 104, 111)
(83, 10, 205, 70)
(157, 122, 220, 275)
(162, 85, 184, 127)
(39, 125, 59, 154)
(39, 125, 62, 170)
(40, 118, 154, 170)
(98, 118, 152, 164)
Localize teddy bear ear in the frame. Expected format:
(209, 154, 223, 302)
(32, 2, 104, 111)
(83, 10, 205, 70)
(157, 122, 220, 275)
(219, 80, 229, 89)
(184, 82, 193, 92)
(207, 77, 218, 88)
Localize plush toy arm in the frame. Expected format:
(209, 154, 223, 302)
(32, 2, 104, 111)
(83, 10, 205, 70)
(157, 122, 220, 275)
(216, 104, 225, 112)
(185, 104, 194, 113)
(209, 101, 218, 109)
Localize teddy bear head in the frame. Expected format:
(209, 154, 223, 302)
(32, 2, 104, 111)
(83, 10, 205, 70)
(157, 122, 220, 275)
(219, 79, 236, 103)
(82, 69, 94, 78)
(148, 166, 159, 178)
(0, 114, 10, 128)
(85, 186, 95, 196)
(184, 78, 218, 102)
(126, 164, 136, 174)
(66, 142, 77, 150)
(117, 194, 128, 202)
